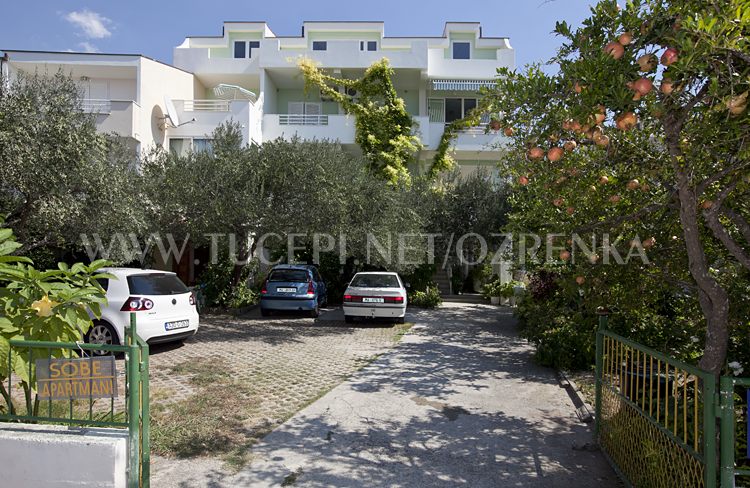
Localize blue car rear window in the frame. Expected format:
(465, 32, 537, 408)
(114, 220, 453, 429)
(268, 270, 309, 282)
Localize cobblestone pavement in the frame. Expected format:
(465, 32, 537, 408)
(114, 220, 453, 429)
(152, 303, 618, 487)
(149, 307, 411, 474)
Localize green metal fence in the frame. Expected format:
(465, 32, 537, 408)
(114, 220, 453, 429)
(595, 309, 750, 488)
(0, 314, 150, 488)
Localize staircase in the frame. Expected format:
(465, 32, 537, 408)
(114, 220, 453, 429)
(433, 267, 452, 296)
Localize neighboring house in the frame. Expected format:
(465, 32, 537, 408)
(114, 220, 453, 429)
(1, 50, 197, 155)
(2, 21, 514, 175)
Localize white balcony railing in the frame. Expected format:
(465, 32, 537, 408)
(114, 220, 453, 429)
(81, 99, 112, 114)
(182, 100, 231, 112)
(278, 114, 329, 126)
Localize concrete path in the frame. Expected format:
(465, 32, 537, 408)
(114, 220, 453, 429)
(155, 302, 618, 487)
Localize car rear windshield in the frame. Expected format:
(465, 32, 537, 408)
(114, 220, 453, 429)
(127, 274, 189, 295)
(350, 274, 400, 288)
(268, 269, 309, 282)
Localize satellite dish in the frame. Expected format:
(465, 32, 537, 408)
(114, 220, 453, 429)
(164, 96, 180, 127)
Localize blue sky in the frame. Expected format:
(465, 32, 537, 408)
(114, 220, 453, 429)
(0, 1, 597, 70)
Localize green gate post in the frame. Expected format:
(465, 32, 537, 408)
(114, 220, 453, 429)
(141, 339, 150, 488)
(720, 376, 735, 487)
(595, 306, 609, 436)
(126, 313, 141, 488)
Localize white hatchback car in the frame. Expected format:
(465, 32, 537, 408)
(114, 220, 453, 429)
(343, 272, 407, 324)
(86, 268, 199, 349)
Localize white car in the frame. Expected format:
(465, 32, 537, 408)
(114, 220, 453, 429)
(86, 268, 199, 350)
(343, 272, 407, 324)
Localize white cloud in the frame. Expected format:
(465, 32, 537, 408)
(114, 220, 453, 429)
(78, 42, 100, 53)
(64, 9, 112, 39)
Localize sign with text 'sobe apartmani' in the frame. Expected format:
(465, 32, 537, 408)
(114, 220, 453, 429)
(35, 357, 118, 399)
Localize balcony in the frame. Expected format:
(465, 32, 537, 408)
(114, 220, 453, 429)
(262, 114, 355, 144)
(81, 99, 140, 141)
(426, 49, 514, 79)
(173, 47, 261, 74)
(167, 99, 262, 145)
(258, 40, 428, 70)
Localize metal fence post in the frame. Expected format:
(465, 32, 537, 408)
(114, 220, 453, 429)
(720, 376, 735, 488)
(126, 313, 140, 488)
(141, 339, 150, 488)
(595, 306, 609, 436)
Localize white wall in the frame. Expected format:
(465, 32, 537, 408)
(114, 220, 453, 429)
(0, 423, 128, 488)
(137, 58, 195, 151)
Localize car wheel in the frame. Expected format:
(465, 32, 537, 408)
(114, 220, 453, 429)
(344, 315, 354, 324)
(396, 316, 405, 324)
(85, 321, 119, 356)
(260, 308, 270, 317)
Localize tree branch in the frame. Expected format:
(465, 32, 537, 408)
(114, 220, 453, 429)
(574, 198, 675, 233)
(704, 212, 750, 271)
(723, 207, 750, 245)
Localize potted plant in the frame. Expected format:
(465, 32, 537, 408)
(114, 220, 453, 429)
(482, 279, 503, 305)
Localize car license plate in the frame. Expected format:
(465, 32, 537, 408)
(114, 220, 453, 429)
(165, 320, 190, 331)
(277, 287, 297, 293)
(363, 297, 384, 303)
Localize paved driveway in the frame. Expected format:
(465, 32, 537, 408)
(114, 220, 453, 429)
(155, 303, 618, 487)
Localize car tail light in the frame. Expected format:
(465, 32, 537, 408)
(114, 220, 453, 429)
(121, 297, 154, 312)
(385, 296, 405, 303)
(306, 281, 315, 296)
(261, 281, 268, 295)
(343, 295, 362, 302)
(189, 292, 196, 306)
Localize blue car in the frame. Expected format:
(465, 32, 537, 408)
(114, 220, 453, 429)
(260, 264, 327, 317)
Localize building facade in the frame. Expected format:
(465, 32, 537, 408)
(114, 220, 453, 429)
(3, 21, 514, 176)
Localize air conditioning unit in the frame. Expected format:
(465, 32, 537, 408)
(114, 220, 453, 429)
(345, 87, 358, 97)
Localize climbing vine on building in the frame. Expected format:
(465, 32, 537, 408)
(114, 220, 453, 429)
(298, 58, 421, 183)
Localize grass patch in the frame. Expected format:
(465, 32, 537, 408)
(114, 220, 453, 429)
(393, 321, 414, 342)
(151, 358, 260, 460)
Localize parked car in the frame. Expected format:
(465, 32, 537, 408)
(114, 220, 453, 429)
(86, 268, 199, 351)
(260, 264, 328, 317)
(342, 272, 407, 324)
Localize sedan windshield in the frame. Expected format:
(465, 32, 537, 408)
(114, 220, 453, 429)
(350, 274, 400, 288)
(268, 269, 309, 282)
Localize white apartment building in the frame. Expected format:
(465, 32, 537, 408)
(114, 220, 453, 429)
(3, 21, 514, 176)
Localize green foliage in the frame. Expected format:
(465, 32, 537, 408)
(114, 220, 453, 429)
(482, 279, 521, 299)
(0, 70, 146, 261)
(195, 255, 258, 309)
(297, 58, 422, 183)
(485, 0, 750, 373)
(0, 221, 110, 414)
(408, 286, 442, 308)
(402, 264, 436, 293)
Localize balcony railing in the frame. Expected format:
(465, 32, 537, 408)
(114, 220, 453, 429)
(278, 114, 329, 126)
(182, 100, 231, 112)
(81, 99, 112, 114)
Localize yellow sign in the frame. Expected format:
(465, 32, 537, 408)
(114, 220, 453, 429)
(35, 357, 118, 399)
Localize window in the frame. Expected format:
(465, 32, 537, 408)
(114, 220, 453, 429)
(445, 98, 463, 123)
(349, 274, 400, 288)
(248, 41, 260, 57)
(452, 41, 471, 60)
(268, 269, 309, 282)
(312, 41, 327, 51)
(169, 138, 189, 157)
(169, 138, 212, 155)
(233, 40, 261, 59)
(444, 98, 477, 123)
(193, 139, 213, 154)
(233, 41, 246, 59)
(127, 274, 189, 295)
(288, 102, 322, 115)
(360, 40, 377, 51)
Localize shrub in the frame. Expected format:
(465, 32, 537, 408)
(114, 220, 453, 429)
(409, 286, 442, 308)
(196, 256, 258, 309)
